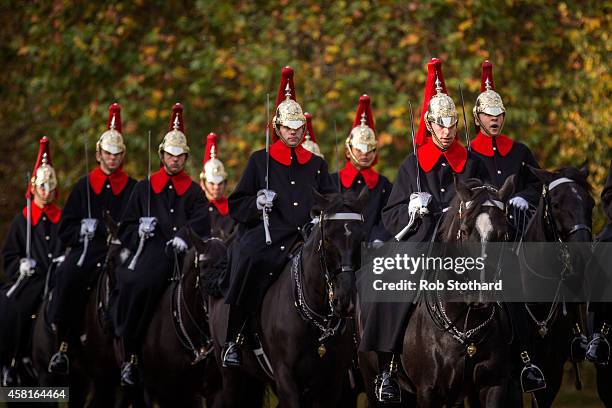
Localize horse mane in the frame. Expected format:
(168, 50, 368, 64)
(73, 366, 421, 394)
(439, 178, 498, 242)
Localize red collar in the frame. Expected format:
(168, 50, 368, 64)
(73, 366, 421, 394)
(417, 138, 467, 173)
(150, 169, 192, 196)
(471, 132, 514, 157)
(23, 202, 61, 226)
(269, 139, 312, 166)
(339, 160, 379, 190)
(211, 196, 229, 216)
(89, 167, 130, 195)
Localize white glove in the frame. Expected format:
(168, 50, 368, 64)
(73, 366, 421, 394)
(256, 189, 277, 211)
(19, 258, 36, 276)
(371, 239, 384, 249)
(138, 217, 158, 238)
(509, 196, 529, 211)
(168, 237, 188, 253)
(80, 218, 98, 239)
(408, 192, 432, 217)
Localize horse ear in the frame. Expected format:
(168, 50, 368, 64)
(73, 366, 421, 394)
(528, 165, 555, 184)
(356, 186, 369, 210)
(454, 176, 472, 202)
(579, 162, 589, 178)
(499, 174, 516, 203)
(312, 187, 329, 209)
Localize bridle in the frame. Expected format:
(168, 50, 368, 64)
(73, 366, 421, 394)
(543, 177, 592, 240)
(293, 211, 363, 350)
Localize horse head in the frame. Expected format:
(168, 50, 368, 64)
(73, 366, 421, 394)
(310, 187, 368, 318)
(189, 228, 227, 299)
(443, 175, 515, 245)
(529, 165, 594, 243)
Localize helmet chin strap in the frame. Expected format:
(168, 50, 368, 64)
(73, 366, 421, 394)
(98, 150, 123, 175)
(475, 114, 505, 138)
(347, 143, 376, 170)
(275, 125, 305, 148)
(428, 124, 452, 153)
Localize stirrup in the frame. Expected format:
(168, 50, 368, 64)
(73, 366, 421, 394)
(222, 334, 243, 368)
(586, 323, 610, 366)
(120, 355, 140, 387)
(520, 351, 546, 393)
(375, 355, 401, 403)
(570, 323, 588, 362)
(48, 342, 69, 375)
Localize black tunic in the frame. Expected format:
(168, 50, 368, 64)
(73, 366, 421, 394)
(470, 137, 541, 206)
(0, 207, 62, 361)
(330, 172, 392, 242)
(207, 201, 237, 243)
(113, 172, 210, 345)
(49, 172, 136, 326)
(223, 148, 336, 309)
(360, 151, 489, 353)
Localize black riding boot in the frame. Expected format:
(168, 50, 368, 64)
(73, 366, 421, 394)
(374, 353, 401, 403)
(48, 339, 69, 375)
(520, 351, 546, 393)
(222, 307, 246, 368)
(586, 322, 610, 365)
(120, 354, 140, 387)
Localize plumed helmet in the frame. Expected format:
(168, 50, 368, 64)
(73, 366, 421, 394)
(345, 95, 377, 168)
(473, 60, 506, 119)
(416, 58, 458, 146)
(301, 112, 323, 158)
(159, 103, 190, 157)
(201, 132, 227, 184)
(272, 66, 306, 144)
(28, 136, 58, 197)
(97, 103, 125, 154)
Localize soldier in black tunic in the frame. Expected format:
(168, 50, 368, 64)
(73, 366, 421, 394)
(470, 61, 541, 214)
(331, 94, 392, 242)
(360, 58, 489, 402)
(470, 60, 547, 393)
(221, 66, 336, 367)
(113, 103, 210, 386)
(586, 159, 612, 365)
(48, 103, 137, 375)
(1, 137, 62, 386)
(199, 132, 236, 242)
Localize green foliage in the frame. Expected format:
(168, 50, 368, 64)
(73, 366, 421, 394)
(0, 0, 610, 240)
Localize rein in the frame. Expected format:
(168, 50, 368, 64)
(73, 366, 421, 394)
(173, 241, 222, 364)
(519, 177, 591, 337)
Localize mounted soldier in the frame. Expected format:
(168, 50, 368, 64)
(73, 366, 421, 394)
(360, 58, 489, 403)
(586, 159, 612, 365)
(48, 103, 136, 375)
(331, 94, 392, 242)
(113, 103, 211, 386)
(200, 132, 236, 242)
(1, 137, 62, 386)
(470, 60, 547, 393)
(220, 66, 336, 367)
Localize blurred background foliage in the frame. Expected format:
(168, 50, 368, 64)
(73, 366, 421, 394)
(0, 0, 610, 239)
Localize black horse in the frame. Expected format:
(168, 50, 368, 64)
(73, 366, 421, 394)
(359, 176, 521, 407)
(138, 232, 221, 407)
(518, 165, 594, 408)
(206, 189, 368, 407)
(31, 215, 125, 407)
